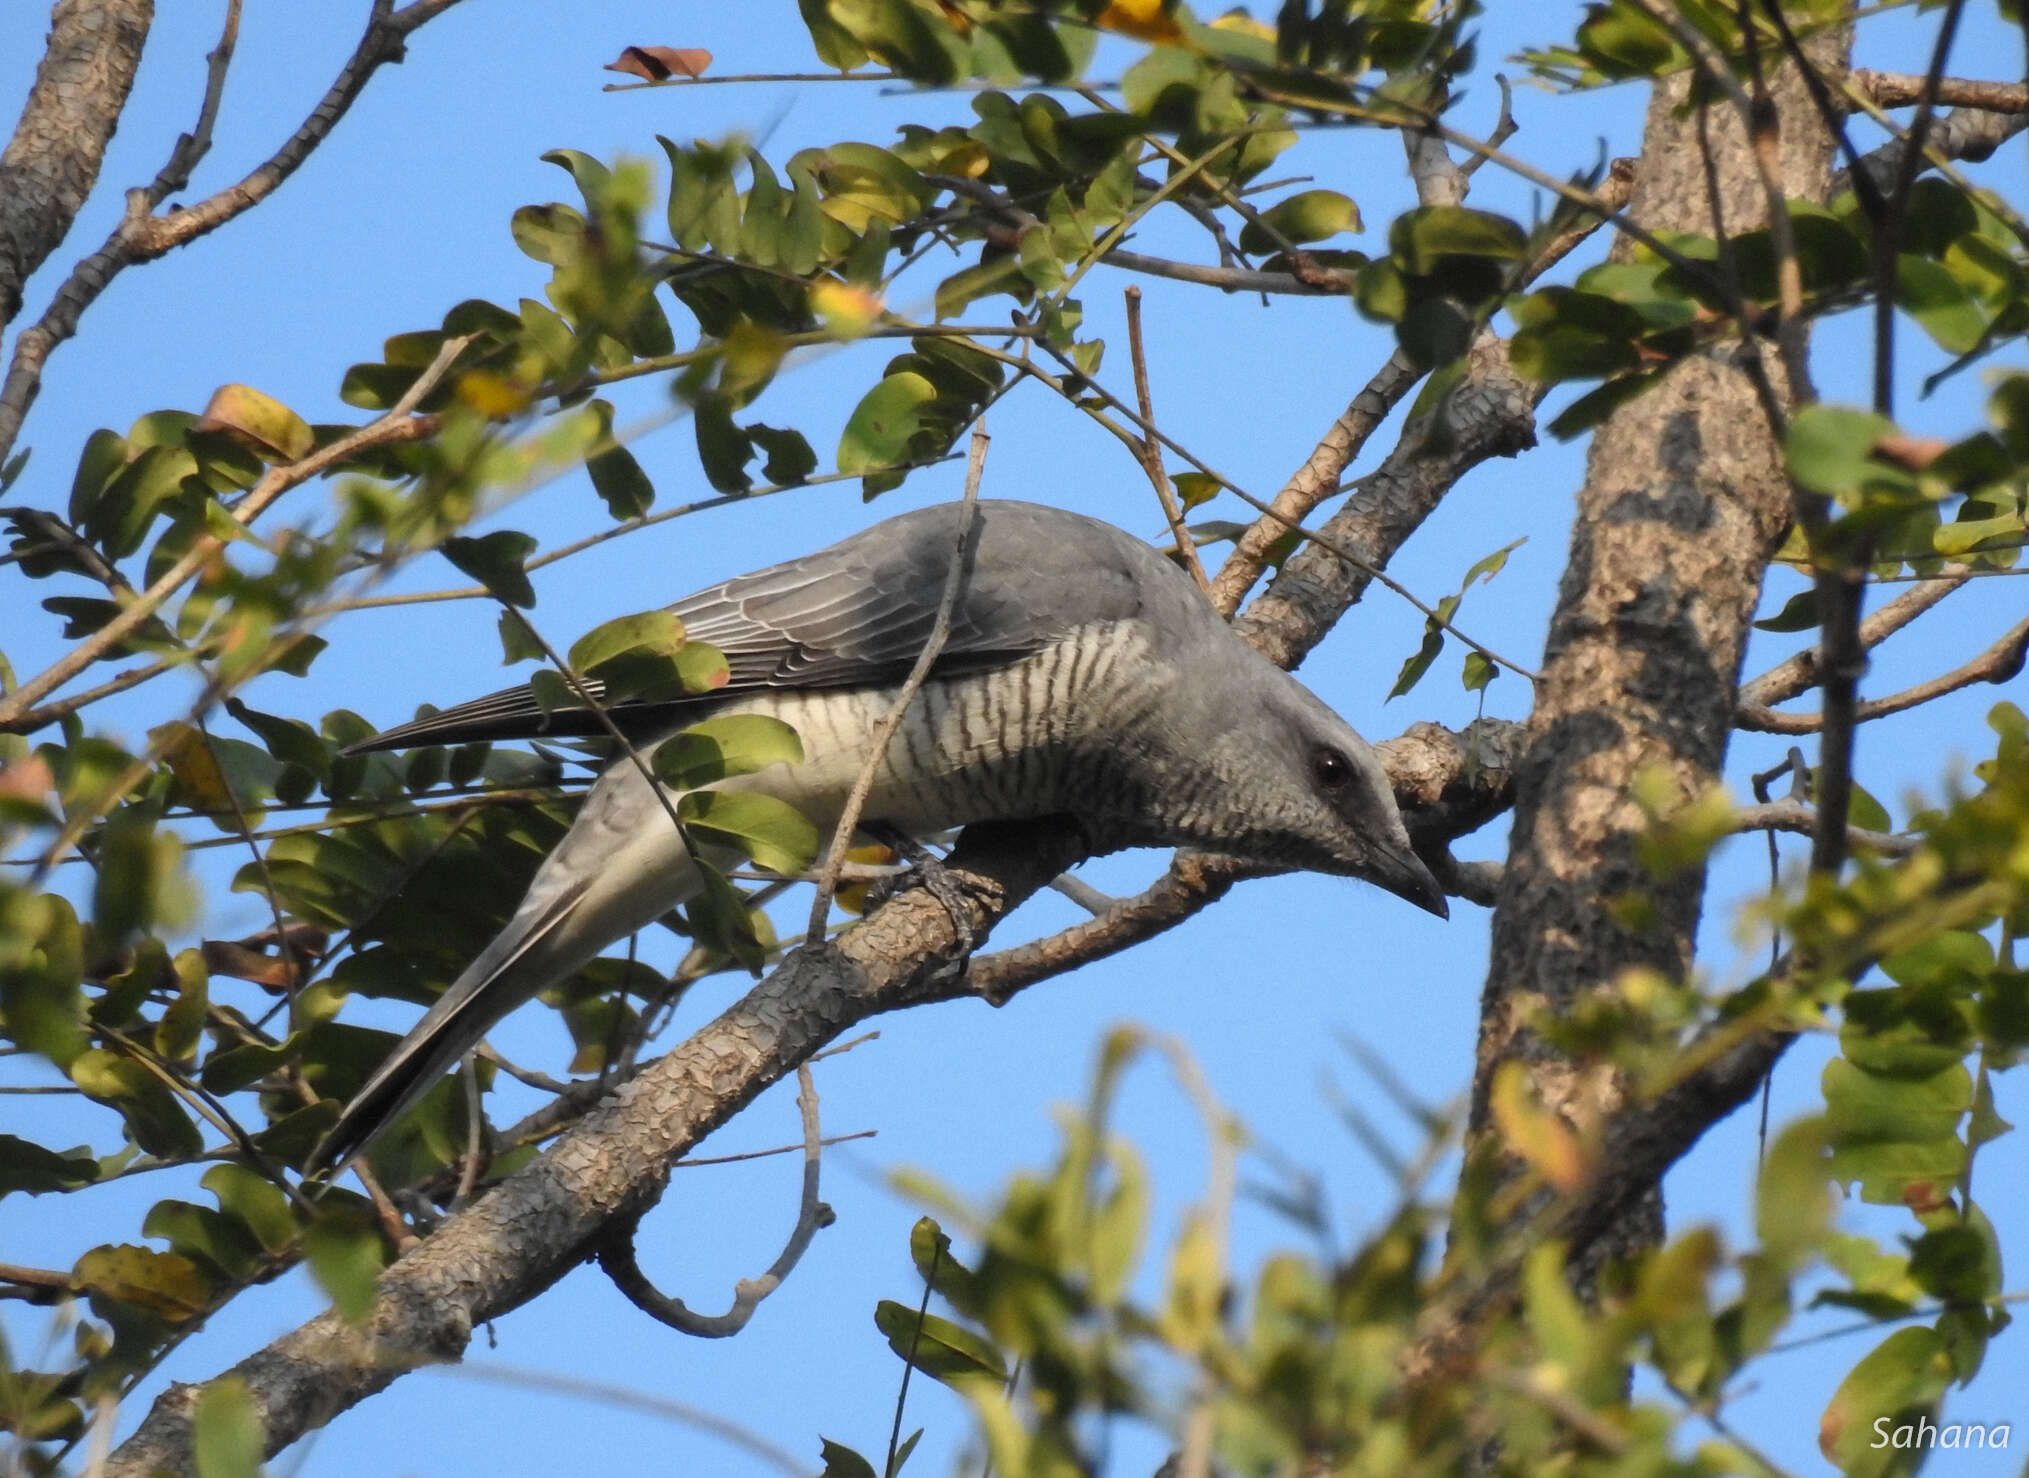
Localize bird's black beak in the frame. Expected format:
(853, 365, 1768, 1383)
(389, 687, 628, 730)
(1373, 844, 1450, 919)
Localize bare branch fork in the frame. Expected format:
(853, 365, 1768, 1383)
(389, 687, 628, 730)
(0, 0, 467, 465)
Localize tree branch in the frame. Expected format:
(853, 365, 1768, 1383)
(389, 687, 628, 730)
(99, 817, 1090, 1475)
(0, 0, 152, 326)
(1736, 613, 2029, 733)
(1834, 105, 2025, 198)
(1849, 69, 2028, 112)
(1731, 800, 1917, 855)
(0, 0, 465, 464)
(1737, 565, 1969, 707)
(1455, 21, 1846, 1334)
(0, 335, 468, 730)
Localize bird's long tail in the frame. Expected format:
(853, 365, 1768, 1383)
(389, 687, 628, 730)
(306, 884, 591, 1178)
(307, 779, 706, 1178)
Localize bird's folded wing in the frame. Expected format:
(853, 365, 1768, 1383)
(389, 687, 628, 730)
(344, 501, 1138, 753)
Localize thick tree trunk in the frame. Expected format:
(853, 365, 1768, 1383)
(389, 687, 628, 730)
(1463, 36, 1850, 1282)
(0, 0, 152, 327)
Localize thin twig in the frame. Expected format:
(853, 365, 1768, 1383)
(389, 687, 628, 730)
(1123, 287, 1208, 594)
(315, 457, 960, 615)
(0, 653, 191, 736)
(0, 0, 468, 464)
(1008, 337, 1543, 682)
(596, 1064, 832, 1337)
(805, 425, 988, 940)
(147, 0, 241, 205)
(675, 1127, 876, 1168)
(0, 336, 472, 729)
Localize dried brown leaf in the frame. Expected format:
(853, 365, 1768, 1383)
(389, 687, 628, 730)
(604, 45, 711, 82)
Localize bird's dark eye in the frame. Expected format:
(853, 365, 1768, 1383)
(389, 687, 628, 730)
(1312, 748, 1352, 791)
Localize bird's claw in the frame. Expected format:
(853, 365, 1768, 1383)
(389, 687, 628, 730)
(863, 824, 977, 955)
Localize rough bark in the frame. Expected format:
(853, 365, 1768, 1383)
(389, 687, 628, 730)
(1462, 37, 1849, 1285)
(0, 0, 152, 327)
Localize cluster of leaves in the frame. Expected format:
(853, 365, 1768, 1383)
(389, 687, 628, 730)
(846, 708, 2027, 1476)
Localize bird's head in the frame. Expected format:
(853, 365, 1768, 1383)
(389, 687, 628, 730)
(1180, 670, 1450, 918)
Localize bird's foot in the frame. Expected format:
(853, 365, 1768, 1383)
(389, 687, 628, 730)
(863, 823, 978, 956)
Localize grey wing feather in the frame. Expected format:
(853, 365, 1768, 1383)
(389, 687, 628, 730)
(344, 501, 1149, 754)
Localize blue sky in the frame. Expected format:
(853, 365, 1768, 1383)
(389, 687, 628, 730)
(3, 3, 2026, 1474)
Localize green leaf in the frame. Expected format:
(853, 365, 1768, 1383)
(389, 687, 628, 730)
(497, 610, 545, 665)
(1463, 538, 1522, 586)
(1755, 1117, 1833, 1270)
(1089, 1144, 1148, 1308)
(1461, 650, 1498, 691)
(748, 423, 817, 484)
(873, 1300, 1008, 1386)
(203, 1163, 300, 1253)
(1389, 620, 1445, 700)
(1897, 253, 1988, 355)
(568, 610, 687, 681)
(512, 203, 587, 266)
(1784, 405, 1913, 503)
(441, 530, 538, 609)
(1390, 205, 1528, 274)
(685, 858, 769, 975)
(1239, 189, 1361, 255)
(1753, 588, 1819, 632)
(1824, 1058, 1970, 1143)
(934, 257, 1026, 320)
(652, 714, 804, 789)
(908, 1216, 985, 1319)
(1818, 1326, 1954, 1478)
(1933, 513, 2023, 557)
(838, 371, 937, 475)
(0, 1135, 99, 1198)
(88, 443, 199, 559)
(73, 1242, 210, 1322)
(69, 427, 128, 526)
(196, 384, 315, 463)
(586, 398, 655, 519)
(304, 1213, 386, 1322)
(92, 803, 183, 944)
(819, 1439, 879, 1478)
(679, 789, 820, 876)
(798, 0, 869, 69)
(142, 1199, 262, 1282)
(0, 445, 29, 493)
(192, 1376, 265, 1478)
(694, 393, 755, 493)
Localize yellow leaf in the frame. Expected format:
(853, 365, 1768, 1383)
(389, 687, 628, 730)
(809, 279, 885, 340)
(455, 369, 533, 417)
(1489, 1061, 1591, 1191)
(194, 383, 314, 462)
(1099, 0, 1183, 43)
(1208, 9, 1274, 41)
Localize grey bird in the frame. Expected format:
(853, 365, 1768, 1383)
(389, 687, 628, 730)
(308, 499, 1445, 1174)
